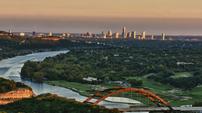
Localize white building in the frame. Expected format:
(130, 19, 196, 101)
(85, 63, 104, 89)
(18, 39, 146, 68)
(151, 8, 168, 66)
(101, 32, 107, 38)
(19, 32, 25, 37)
(142, 31, 146, 40)
(151, 35, 154, 40)
(131, 31, 136, 39)
(162, 33, 166, 40)
(48, 32, 53, 36)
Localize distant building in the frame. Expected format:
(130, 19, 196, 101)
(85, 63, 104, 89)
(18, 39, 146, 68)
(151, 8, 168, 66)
(127, 32, 132, 38)
(151, 35, 154, 40)
(107, 30, 113, 38)
(32, 31, 36, 37)
(138, 35, 141, 40)
(113, 32, 119, 38)
(101, 32, 107, 38)
(62, 33, 67, 37)
(84, 32, 92, 38)
(37, 33, 45, 38)
(162, 33, 166, 40)
(41, 36, 61, 41)
(141, 31, 146, 40)
(122, 26, 127, 38)
(131, 31, 136, 39)
(61, 33, 71, 38)
(19, 32, 25, 37)
(48, 32, 53, 36)
(8, 29, 12, 34)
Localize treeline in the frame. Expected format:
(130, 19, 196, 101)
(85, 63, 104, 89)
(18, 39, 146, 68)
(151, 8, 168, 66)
(148, 70, 202, 90)
(0, 93, 121, 113)
(0, 37, 108, 60)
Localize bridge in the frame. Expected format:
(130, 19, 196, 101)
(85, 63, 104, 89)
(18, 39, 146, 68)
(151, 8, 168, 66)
(83, 87, 202, 112)
(83, 87, 173, 111)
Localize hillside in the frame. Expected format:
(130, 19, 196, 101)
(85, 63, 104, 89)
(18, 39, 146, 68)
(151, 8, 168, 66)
(0, 78, 34, 105)
(0, 93, 121, 113)
(0, 78, 31, 93)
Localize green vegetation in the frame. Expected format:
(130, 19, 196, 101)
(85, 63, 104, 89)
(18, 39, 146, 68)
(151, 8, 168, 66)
(0, 93, 121, 113)
(0, 77, 31, 93)
(46, 81, 93, 96)
(21, 41, 202, 89)
(0, 37, 104, 61)
(20, 40, 202, 106)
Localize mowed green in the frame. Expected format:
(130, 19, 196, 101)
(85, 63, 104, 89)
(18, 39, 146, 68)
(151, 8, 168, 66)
(47, 78, 202, 106)
(46, 81, 92, 96)
(171, 72, 193, 79)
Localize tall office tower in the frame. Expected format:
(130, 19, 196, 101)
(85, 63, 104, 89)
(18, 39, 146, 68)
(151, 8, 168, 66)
(131, 31, 137, 39)
(142, 31, 146, 40)
(48, 32, 53, 36)
(8, 29, 12, 36)
(122, 26, 127, 38)
(151, 35, 154, 40)
(114, 32, 119, 38)
(32, 31, 36, 37)
(101, 32, 107, 38)
(127, 32, 132, 38)
(107, 30, 113, 38)
(8, 29, 12, 34)
(162, 33, 166, 40)
(138, 35, 141, 40)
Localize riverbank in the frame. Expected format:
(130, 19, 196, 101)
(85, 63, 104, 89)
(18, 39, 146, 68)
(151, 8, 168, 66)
(46, 81, 92, 96)
(46, 78, 202, 107)
(0, 50, 134, 110)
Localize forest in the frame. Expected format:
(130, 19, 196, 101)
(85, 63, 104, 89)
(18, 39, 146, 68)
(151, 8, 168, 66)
(21, 40, 202, 90)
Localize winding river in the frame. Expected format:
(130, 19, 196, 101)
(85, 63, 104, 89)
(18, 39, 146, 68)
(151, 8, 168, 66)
(0, 50, 134, 108)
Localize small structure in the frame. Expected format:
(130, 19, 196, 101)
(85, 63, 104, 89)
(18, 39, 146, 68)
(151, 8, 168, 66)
(83, 77, 98, 82)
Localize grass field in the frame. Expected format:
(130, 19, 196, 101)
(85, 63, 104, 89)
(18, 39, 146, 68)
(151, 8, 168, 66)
(46, 76, 202, 106)
(46, 81, 92, 96)
(171, 72, 193, 79)
(46, 81, 119, 96)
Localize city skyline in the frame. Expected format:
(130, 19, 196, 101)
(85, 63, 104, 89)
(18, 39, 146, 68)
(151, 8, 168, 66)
(1, 0, 202, 35)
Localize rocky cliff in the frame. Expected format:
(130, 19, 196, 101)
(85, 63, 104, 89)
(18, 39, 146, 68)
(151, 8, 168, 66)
(0, 88, 34, 105)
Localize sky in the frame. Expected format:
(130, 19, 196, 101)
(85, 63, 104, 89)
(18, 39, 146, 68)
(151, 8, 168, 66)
(0, 0, 202, 35)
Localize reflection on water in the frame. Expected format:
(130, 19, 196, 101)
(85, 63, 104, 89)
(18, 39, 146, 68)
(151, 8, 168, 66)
(0, 68, 9, 75)
(0, 50, 132, 109)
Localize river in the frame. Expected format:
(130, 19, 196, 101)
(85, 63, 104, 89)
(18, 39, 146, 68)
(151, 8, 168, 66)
(0, 50, 148, 113)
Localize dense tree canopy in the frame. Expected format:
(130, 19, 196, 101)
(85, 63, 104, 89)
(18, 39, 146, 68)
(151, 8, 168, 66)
(21, 40, 202, 90)
(0, 93, 121, 113)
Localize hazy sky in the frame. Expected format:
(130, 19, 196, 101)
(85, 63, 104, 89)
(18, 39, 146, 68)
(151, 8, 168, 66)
(1, 0, 202, 18)
(1, 0, 202, 34)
